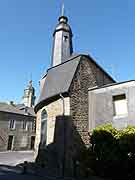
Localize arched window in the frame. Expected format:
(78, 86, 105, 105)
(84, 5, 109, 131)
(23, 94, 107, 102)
(40, 109, 47, 148)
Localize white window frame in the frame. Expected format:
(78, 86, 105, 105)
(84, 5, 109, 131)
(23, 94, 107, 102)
(9, 120, 16, 130)
(113, 94, 128, 117)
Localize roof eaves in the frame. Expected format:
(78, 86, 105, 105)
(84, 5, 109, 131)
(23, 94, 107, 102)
(0, 110, 35, 117)
(88, 80, 135, 91)
(34, 92, 69, 113)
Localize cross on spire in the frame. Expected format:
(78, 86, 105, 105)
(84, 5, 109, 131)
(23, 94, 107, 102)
(30, 73, 32, 82)
(61, 2, 65, 16)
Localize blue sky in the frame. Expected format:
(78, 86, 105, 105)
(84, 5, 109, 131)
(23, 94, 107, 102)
(0, 0, 134, 103)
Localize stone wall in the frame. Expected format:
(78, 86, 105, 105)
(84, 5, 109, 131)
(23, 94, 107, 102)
(69, 56, 114, 146)
(0, 111, 35, 151)
(35, 97, 70, 158)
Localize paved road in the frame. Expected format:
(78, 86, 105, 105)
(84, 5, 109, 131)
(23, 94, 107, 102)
(0, 151, 45, 180)
(0, 151, 35, 166)
(0, 151, 104, 180)
(0, 165, 44, 180)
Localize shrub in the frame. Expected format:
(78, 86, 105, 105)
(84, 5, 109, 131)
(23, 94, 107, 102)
(91, 124, 120, 160)
(89, 124, 135, 179)
(118, 126, 135, 159)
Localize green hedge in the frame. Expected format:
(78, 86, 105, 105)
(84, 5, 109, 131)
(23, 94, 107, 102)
(77, 124, 135, 178)
(91, 124, 135, 160)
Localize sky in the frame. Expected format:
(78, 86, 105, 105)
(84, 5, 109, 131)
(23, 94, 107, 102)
(0, 0, 135, 103)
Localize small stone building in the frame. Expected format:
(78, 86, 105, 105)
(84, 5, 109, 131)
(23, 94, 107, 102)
(34, 13, 115, 176)
(0, 80, 36, 151)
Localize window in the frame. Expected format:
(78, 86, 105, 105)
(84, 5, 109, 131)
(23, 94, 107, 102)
(63, 35, 68, 42)
(40, 109, 47, 148)
(9, 120, 16, 130)
(22, 120, 28, 131)
(7, 135, 14, 150)
(113, 94, 128, 116)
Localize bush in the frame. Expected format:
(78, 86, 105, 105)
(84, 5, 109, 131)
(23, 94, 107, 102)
(91, 124, 121, 160)
(118, 126, 135, 159)
(88, 124, 135, 179)
(91, 124, 135, 160)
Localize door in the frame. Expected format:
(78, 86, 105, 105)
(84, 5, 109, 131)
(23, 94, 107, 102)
(7, 135, 14, 150)
(30, 136, 35, 150)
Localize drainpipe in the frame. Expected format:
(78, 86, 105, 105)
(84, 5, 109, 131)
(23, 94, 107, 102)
(60, 93, 65, 115)
(60, 93, 65, 177)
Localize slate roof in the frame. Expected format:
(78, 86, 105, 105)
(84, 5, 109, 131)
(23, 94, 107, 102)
(0, 103, 27, 115)
(35, 54, 115, 112)
(0, 102, 35, 117)
(38, 55, 81, 104)
(16, 104, 35, 116)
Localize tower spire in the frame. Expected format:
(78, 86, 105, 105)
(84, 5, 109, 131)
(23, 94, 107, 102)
(30, 72, 32, 82)
(22, 79, 36, 107)
(61, 2, 65, 16)
(51, 5, 73, 67)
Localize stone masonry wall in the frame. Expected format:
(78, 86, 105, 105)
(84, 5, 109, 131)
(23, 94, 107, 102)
(69, 56, 114, 147)
(0, 111, 35, 151)
(35, 97, 70, 158)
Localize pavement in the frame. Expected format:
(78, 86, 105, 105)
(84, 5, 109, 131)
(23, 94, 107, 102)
(0, 151, 34, 166)
(0, 151, 105, 180)
(0, 164, 45, 180)
(0, 151, 64, 180)
(0, 151, 42, 180)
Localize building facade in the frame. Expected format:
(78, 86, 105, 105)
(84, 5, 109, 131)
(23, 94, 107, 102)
(0, 80, 36, 151)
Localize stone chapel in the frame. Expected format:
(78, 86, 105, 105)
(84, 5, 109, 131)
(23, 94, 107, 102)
(34, 9, 116, 176)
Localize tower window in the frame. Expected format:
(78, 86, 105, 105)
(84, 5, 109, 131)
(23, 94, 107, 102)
(63, 35, 68, 42)
(113, 94, 128, 116)
(9, 120, 16, 130)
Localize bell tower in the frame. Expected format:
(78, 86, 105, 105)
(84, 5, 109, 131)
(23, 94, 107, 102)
(22, 80, 36, 107)
(51, 4, 73, 67)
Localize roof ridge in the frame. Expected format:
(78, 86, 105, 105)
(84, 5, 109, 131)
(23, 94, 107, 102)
(47, 54, 81, 72)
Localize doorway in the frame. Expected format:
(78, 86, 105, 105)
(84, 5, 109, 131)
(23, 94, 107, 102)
(30, 136, 35, 150)
(7, 135, 14, 150)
